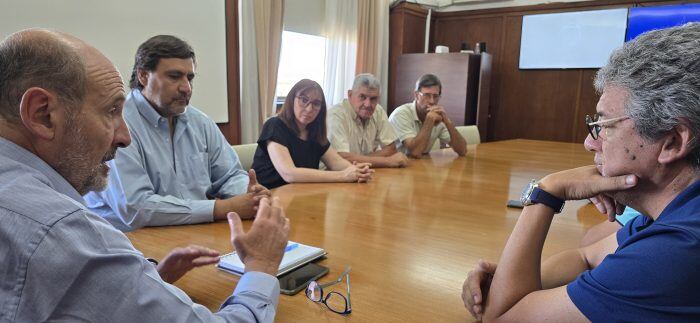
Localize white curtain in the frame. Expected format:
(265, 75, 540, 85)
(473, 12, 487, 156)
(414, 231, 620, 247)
(323, 0, 358, 106)
(356, 0, 391, 109)
(239, 0, 261, 144)
(238, 0, 284, 144)
(376, 0, 390, 110)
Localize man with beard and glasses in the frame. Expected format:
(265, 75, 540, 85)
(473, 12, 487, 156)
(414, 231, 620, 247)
(83, 35, 270, 232)
(327, 73, 408, 168)
(462, 23, 700, 322)
(0, 29, 290, 322)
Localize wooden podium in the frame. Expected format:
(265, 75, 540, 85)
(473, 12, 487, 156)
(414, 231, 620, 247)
(392, 52, 491, 140)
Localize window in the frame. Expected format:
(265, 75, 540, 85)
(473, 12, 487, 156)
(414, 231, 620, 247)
(276, 31, 326, 100)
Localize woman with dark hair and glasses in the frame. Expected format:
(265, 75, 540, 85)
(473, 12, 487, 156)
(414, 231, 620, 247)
(252, 79, 374, 189)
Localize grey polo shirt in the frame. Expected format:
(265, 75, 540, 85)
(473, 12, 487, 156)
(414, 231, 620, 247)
(388, 101, 450, 154)
(327, 99, 398, 154)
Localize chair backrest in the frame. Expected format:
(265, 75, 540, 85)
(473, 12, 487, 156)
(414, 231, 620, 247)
(456, 125, 481, 145)
(430, 125, 481, 151)
(231, 143, 258, 170)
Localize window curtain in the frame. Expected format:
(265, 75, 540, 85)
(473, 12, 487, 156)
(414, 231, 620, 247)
(239, 0, 284, 144)
(356, 0, 391, 110)
(323, 0, 358, 107)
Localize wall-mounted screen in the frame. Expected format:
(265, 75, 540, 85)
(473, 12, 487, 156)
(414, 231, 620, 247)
(627, 3, 700, 41)
(519, 8, 628, 69)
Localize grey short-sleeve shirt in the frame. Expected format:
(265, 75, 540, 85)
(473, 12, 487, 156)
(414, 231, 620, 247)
(388, 101, 450, 154)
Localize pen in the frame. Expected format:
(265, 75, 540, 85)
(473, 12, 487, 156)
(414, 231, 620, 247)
(285, 243, 299, 252)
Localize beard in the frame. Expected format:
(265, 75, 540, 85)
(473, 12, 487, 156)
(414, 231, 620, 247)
(54, 115, 116, 195)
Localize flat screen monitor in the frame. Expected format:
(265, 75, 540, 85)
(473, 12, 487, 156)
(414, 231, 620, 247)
(519, 8, 628, 69)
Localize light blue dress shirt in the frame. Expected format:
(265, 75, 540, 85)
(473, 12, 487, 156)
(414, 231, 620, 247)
(84, 90, 249, 232)
(0, 137, 279, 322)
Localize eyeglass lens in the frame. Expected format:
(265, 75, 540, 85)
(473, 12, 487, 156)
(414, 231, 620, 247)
(585, 114, 601, 139)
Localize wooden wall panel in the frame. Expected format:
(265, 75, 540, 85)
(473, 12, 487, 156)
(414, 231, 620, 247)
(217, 0, 241, 144)
(394, 0, 693, 143)
(388, 2, 429, 112)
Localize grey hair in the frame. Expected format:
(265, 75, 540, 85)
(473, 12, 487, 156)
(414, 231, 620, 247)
(414, 74, 442, 94)
(595, 22, 700, 168)
(0, 29, 87, 122)
(352, 73, 381, 92)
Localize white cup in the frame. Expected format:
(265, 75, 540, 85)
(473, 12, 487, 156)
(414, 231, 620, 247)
(435, 45, 449, 53)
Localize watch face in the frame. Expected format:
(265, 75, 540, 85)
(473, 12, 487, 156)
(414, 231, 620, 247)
(520, 180, 536, 205)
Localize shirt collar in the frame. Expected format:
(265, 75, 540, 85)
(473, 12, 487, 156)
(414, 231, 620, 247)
(129, 89, 189, 127)
(0, 137, 86, 205)
(658, 178, 700, 220)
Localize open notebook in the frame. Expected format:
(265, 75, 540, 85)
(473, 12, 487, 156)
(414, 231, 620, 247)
(217, 241, 326, 277)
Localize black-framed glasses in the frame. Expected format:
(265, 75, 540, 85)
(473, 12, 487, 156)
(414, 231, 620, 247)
(296, 95, 322, 110)
(305, 267, 351, 315)
(416, 91, 441, 101)
(585, 113, 629, 140)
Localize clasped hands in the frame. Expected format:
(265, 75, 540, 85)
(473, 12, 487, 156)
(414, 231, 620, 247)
(462, 165, 638, 320)
(346, 161, 374, 183)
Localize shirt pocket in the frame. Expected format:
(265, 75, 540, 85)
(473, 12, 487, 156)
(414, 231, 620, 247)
(183, 152, 211, 188)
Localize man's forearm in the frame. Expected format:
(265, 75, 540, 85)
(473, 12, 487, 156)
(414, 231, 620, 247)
(444, 120, 467, 156)
(541, 249, 589, 289)
(404, 121, 436, 157)
(367, 144, 396, 157)
(337, 151, 395, 168)
(484, 204, 554, 320)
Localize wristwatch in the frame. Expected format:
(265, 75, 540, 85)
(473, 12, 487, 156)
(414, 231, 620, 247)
(520, 179, 565, 213)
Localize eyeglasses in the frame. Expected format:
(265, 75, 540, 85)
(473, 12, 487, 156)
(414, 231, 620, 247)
(417, 91, 441, 101)
(585, 113, 629, 140)
(305, 267, 351, 315)
(296, 95, 322, 110)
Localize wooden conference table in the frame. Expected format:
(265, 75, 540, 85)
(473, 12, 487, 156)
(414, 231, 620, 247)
(128, 139, 605, 322)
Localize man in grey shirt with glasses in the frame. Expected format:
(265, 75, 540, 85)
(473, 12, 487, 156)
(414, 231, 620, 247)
(389, 74, 467, 158)
(0, 29, 289, 322)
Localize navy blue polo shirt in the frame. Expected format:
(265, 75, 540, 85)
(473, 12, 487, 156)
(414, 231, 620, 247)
(568, 179, 700, 322)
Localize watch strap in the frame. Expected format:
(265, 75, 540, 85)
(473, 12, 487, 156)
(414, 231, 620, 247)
(529, 187, 565, 213)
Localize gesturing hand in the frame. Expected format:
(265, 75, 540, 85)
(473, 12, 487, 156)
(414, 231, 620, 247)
(462, 260, 497, 321)
(227, 197, 290, 275)
(156, 245, 220, 283)
(246, 169, 271, 197)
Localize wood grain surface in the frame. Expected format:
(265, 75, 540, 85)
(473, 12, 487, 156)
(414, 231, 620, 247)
(128, 139, 605, 322)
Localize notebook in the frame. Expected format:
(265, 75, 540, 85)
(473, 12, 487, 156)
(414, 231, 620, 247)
(217, 241, 326, 277)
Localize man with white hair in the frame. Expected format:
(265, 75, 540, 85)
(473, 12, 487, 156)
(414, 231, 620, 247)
(327, 73, 408, 168)
(463, 23, 700, 322)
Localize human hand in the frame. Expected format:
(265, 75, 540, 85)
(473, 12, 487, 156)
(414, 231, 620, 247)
(388, 152, 409, 168)
(538, 165, 637, 203)
(426, 107, 443, 124)
(216, 193, 263, 220)
(343, 162, 374, 182)
(590, 194, 627, 222)
(246, 169, 271, 198)
(228, 197, 290, 275)
(462, 259, 497, 321)
(156, 245, 220, 283)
